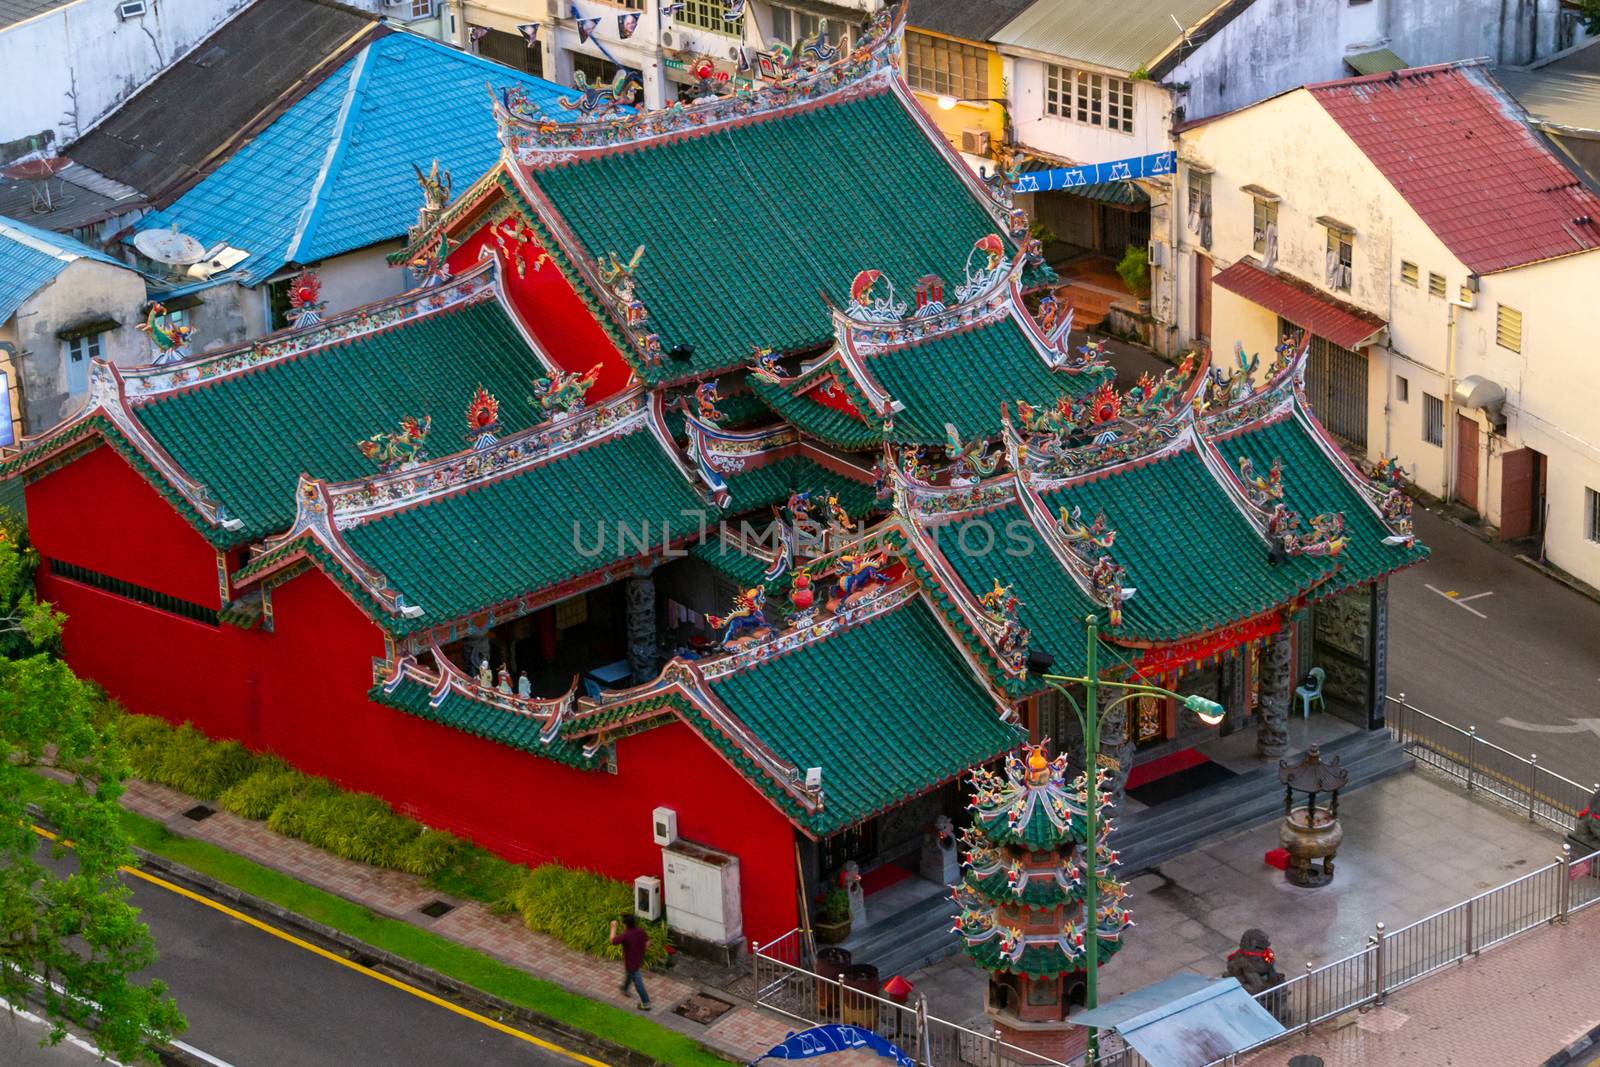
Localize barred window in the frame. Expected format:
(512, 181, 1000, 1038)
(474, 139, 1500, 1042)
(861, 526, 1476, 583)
(1325, 226, 1354, 292)
(1423, 393, 1444, 446)
(1252, 199, 1278, 255)
(1588, 488, 1600, 542)
(1186, 167, 1212, 248)
(674, 0, 738, 34)
(1045, 65, 1134, 133)
(905, 32, 985, 100)
(1496, 304, 1522, 352)
(771, 4, 853, 48)
(47, 558, 219, 626)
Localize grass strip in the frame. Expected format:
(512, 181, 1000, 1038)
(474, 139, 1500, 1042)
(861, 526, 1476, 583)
(24, 774, 729, 1067)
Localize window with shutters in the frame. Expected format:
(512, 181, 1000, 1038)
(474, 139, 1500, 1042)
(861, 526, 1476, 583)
(1045, 65, 1134, 133)
(1428, 272, 1446, 298)
(63, 332, 102, 396)
(1325, 226, 1353, 292)
(771, 6, 854, 49)
(1252, 198, 1277, 255)
(1423, 393, 1444, 446)
(1496, 305, 1523, 352)
(675, 0, 738, 33)
(1588, 488, 1600, 542)
(1400, 261, 1418, 287)
(905, 32, 985, 99)
(1186, 167, 1212, 249)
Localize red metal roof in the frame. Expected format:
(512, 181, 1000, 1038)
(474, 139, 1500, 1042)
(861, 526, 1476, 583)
(1310, 63, 1600, 274)
(1212, 259, 1386, 350)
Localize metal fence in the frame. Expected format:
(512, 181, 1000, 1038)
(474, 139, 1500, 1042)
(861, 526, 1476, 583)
(755, 701, 1600, 1067)
(1386, 694, 1595, 833)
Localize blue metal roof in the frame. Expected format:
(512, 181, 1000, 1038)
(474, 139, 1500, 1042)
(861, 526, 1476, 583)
(133, 32, 566, 287)
(1073, 975, 1285, 1067)
(0, 214, 131, 322)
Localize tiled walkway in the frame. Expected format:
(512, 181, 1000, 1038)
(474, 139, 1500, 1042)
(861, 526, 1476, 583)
(1241, 905, 1600, 1065)
(120, 780, 801, 1063)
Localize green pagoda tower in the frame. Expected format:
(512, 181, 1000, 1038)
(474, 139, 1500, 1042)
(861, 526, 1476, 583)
(952, 745, 1133, 1062)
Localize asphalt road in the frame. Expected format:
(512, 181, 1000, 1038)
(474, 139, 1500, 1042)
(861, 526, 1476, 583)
(1389, 505, 1600, 789)
(1, 1000, 122, 1067)
(19, 851, 582, 1067)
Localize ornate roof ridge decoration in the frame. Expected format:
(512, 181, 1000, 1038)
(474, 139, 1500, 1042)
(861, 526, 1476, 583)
(493, 4, 905, 164)
(1195, 428, 1350, 561)
(999, 349, 1209, 488)
(833, 236, 1019, 351)
(379, 650, 579, 747)
(888, 445, 1019, 517)
(1197, 333, 1307, 436)
(323, 390, 652, 526)
(643, 389, 732, 505)
(5, 360, 243, 533)
(123, 260, 500, 401)
(797, 345, 896, 421)
(1011, 281, 1079, 369)
(1017, 480, 1137, 628)
(1292, 399, 1418, 548)
(680, 401, 802, 509)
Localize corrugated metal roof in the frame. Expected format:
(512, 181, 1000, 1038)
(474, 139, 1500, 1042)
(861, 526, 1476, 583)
(1075, 976, 1285, 1067)
(906, 0, 1036, 43)
(1311, 63, 1600, 273)
(991, 0, 1220, 73)
(132, 33, 568, 287)
(1495, 66, 1600, 132)
(1346, 48, 1407, 76)
(0, 213, 130, 321)
(1213, 258, 1385, 349)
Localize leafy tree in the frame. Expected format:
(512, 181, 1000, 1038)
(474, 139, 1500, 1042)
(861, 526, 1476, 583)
(0, 520, 184, 1061)
(1581, 0, 1600, 34)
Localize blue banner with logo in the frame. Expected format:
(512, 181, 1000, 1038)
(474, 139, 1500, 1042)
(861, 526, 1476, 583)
(1013, 150, 1176, 193)
(749, 1025, 915, 1065)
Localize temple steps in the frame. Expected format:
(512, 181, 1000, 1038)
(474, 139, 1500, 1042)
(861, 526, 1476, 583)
(837, 730, 1411, 983)
(1113, 728, 1414, 874)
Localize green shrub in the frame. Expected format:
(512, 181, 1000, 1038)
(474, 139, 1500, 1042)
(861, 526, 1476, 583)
(268, 790, 421, 869)
(156, 728, 261, 800)
(427, 844, 525, 904)
(217, 764, 318, 820)
(503, 865, 667, 966)
(1116, 244, 1150, 295)
(817, 887, 850, 924)
(393, 830, 463, 877)
(116, 715, 176, 781)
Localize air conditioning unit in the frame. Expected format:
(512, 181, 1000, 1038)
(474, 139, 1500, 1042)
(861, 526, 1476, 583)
(651, 806, 678, 846)
(546, 0, 561, 16)
(1147, 241, 1166, 268)
(634, 876, 662, 920)
(960, 128, 991, 156)
(662, 29, 675, 47)
(117, 0, 147, 18)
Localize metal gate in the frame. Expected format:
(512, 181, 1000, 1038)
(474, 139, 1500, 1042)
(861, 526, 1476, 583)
(1281, 318, 1367, 447)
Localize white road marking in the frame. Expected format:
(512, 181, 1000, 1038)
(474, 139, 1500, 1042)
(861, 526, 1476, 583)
(1455, 591, 1495, 603)
(173, 1040, 238, 1067)
(0, 997, 127, 1064)
(1498, 716, 1600, 738)
(1425, 583, 1491, 618)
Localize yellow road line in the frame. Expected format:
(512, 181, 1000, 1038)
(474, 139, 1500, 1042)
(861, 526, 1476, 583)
(32, 825, 609, 1067)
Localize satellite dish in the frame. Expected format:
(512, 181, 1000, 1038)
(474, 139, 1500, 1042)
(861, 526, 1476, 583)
(134, 224, 207, 266)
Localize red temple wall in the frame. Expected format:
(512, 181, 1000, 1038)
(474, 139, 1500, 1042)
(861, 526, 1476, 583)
(448, 219, 635, 401)
(24, 446, 799, 941)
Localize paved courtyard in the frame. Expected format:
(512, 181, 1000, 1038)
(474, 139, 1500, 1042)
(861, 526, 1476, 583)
(908, 766, 1564, 1024)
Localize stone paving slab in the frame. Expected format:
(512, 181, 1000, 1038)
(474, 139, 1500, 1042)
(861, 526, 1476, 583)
(1241, 905, 1600, 1066)
(909, 767, 1563, 1026)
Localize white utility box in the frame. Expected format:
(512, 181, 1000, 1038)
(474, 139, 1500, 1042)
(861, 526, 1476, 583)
(651, 806, 678, 846)
(661, 839, 743, 948)
(633, 875, 662, 920)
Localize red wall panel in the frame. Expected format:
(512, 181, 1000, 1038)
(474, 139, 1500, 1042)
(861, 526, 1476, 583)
(26, 445, 800, 942)
(449, 219, 635, 401)
(26, 443, 223, 606)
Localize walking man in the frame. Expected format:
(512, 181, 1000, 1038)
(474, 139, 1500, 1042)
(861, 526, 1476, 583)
(610, 915, 651, 1010)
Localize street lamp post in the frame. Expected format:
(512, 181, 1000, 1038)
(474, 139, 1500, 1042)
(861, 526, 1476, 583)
(1037, 614, 1226, 1062)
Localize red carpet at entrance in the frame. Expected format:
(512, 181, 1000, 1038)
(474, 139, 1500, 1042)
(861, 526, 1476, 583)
(1123, 747, 1208, 790)
(859, 864, 913, 895)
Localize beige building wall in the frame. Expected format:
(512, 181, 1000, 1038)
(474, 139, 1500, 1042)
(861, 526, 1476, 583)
(1177, 87, 1600, 587)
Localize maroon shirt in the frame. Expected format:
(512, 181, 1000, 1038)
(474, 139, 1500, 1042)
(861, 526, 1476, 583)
(613, 926, 648, 971)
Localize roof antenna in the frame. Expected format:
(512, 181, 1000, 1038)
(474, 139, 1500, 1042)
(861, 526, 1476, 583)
(1169, 13, 1194, 58)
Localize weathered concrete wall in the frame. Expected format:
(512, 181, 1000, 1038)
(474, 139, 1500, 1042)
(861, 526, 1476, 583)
(1167, 0, 1566, 122)
(314, 243, 408, 318)
(0, 0, 252, 148)
(10, 259, 147, 434)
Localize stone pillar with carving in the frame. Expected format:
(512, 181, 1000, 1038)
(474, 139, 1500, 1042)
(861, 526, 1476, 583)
(625, 575, 658, 684)
(1257, 626, 1292, 758)
(1101, 702, 1136, 817)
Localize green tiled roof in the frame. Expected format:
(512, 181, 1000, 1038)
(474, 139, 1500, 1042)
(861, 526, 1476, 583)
(720, 454, 880, 519)
(922, 507, 1105, 681)
(866, 318, 1109, 445)
(1227, 409, 1427, 594)
(1039, 447, 1332, 642)
(370, 672, 599, 769)
(530, 89, 1021, 382)
(749, 374, 886, 450)
(707, 598, 1023, 834)
(690, 539, 787, 593)
(339, 426, 711, 630)
(133, 298, 544, 543)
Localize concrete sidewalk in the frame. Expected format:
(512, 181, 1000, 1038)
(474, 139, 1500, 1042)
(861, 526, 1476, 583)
(118, 779, 798, 1065)
(1241, 905, 1600, 1066)
(907, 766, 1564, 1026)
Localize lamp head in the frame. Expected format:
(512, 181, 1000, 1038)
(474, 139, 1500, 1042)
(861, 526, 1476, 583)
(936, 95, 959, 111)
(1183, 694, 1227, 726)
